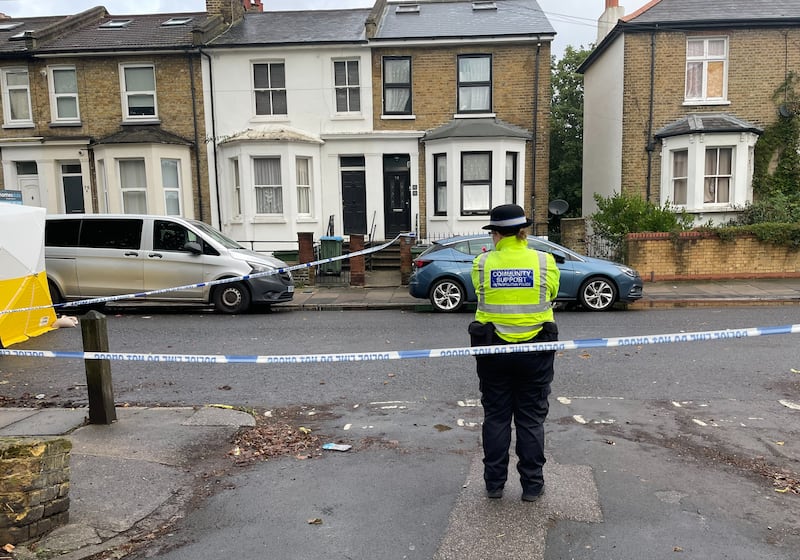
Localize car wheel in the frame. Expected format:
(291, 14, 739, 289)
(429, 278, 465, 312)
(578, 277, 617, 312)
(213, 282, 251, 314)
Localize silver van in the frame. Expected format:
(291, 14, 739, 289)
(44, 214, 294, 313)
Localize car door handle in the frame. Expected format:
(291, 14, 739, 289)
(148, 253, 163, 258)
(124, 251, 139, 257)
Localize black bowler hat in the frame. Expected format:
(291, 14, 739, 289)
(482, 204, 533, 231)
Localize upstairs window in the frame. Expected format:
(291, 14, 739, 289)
(458, 54, 491, 113)
(49, 66, 80, 123)
(685, 38, 727, 103)
(334, 60, 360, 113)
(253, 62, 287, 116)
(2, 68, 32, 126)
(383, 56, 412, 115)
(121, 64, 157, 120)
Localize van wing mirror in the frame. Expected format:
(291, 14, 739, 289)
(184, 241, 202, 255)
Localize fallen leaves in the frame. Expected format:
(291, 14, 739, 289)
(229, 418, 322, 465)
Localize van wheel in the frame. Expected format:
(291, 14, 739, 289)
(213, 282, 251, 314)
(48, 280, 64, 305)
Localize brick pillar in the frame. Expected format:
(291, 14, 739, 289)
(298, 232, 315, 286)
(0, 437, 71, 545)
(400, 235, 412, 285)
(349, 234, 365, 287)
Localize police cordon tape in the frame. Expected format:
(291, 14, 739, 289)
(2, 323, 798, 363)
(0, 233, 416, 316)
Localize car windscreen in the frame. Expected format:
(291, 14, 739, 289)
(188, 220, 243, 249)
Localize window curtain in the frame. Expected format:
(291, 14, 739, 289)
(53, 69, 78, 118)
(7, 70, 30, 120)
(385, 59, 410, 113)
(254, 158, 282, 213)
(125, 67, 154, 92)
(296, 158, 310, 214)
(459, 57, 490, 111)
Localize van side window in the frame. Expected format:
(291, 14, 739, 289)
(154, 220, 196, 252)
(45, 219, 81, 247)
(79, 219, 142, 249)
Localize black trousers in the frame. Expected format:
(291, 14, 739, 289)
(474, 326, 556, 494)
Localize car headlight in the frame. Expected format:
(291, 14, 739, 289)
(247, 261, 275, 274)
(616, 265, 639, 278)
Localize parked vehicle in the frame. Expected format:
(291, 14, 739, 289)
(44, 214, 294, 314)
(408, 234, 643, 312)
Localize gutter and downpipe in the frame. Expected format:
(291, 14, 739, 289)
(188, 53, 205, 222)
(200, 47, 223, 229)
(644, 28, 657, 202)
(531, 41, 541, 235)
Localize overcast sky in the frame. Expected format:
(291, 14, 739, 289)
(0, 0, 651, 56)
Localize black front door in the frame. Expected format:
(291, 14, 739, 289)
(341, 160, 367, 235)
(62, 163, 85, 213)
(383, 155, 410, 237)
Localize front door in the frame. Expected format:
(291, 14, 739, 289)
(18, 177, 40, 207)
(383, 154, 410, 237)
(341, 156, 366, 235)
(61, 163, 85, 213)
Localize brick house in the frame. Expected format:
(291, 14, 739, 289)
(368, 0, 555, 239)
(579, 0, 800, 226)
(0, 2, 246, 222)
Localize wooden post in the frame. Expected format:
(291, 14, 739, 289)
(80, 310, 117, 425)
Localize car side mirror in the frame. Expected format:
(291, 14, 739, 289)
(183, 241, 202, 255)
(550, 250, 566, 264)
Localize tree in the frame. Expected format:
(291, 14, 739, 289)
(549, 45, 591, 231)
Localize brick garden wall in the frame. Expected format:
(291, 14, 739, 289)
(626, 232, 800, 282)
(0, 437, 71, 546)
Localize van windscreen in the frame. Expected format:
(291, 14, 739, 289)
(188, 220, 243, 249)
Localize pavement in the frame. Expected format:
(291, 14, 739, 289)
(1, 276, 799, 559)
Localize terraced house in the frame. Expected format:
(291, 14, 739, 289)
(2, 0, 555, 253)
(202, 0, 555, 250)
(580, 0, 800, 225)
(0, 2, 247, 221)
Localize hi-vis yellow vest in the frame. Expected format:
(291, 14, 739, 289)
(471, 235, 560, 343)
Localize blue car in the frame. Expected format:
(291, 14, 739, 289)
(408, 234, 644, 312)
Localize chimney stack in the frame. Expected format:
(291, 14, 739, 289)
(598, 0, 624, 44)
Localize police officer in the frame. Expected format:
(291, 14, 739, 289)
(468, 203, 560, 502)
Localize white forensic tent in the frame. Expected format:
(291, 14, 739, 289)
(0, 204, 56, 347)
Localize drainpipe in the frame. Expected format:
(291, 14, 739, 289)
(188, 53, 204, 222)
(644, 29, 656, 202)
(200, 47, 223, 229)
(531, 41, 541, 234)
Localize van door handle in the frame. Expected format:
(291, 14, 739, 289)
(148, 253, 163, 258)
(124, 252, 139, 256)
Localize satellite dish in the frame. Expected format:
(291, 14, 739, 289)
(778, 103, 794, 118)
(548, 199, 569, 216)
